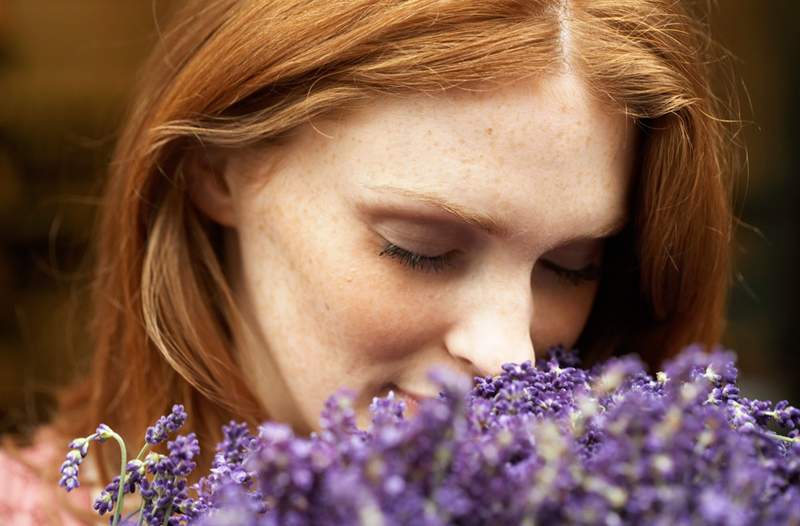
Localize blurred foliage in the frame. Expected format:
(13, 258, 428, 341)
(0, 1, 798, 437)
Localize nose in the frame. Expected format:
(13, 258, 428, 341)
(443, 286, 535, 378)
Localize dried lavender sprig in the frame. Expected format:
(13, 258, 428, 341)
(62, 349, 800, 524)
(194, 346, 800, 525)
(60, 405, 191, 526)
(94, 424, 129, 526)
(137, 442, 199, 525)
(58, 437, 91, 491)
(59, 425, 130, 525)
(145, 405, 189, 446)
(190, 420, 260, 518)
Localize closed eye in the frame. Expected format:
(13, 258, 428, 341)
(378, 242, 456, 273)
(537, 259, 601, 286)
(379, 241, 600, 286)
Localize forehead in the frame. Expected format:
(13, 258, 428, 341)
(283, 72, 635, 249)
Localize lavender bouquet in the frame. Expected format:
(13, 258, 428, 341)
(60, 345, 800, 525)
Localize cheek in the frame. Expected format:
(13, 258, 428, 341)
(306, 252, 448, 365)
(255, 205, 444, 371)
(238, 178, 444, 379)
(531, 279, 599, 351)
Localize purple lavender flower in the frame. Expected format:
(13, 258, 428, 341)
(58, 441, 87, 491)
(169, 432, 200, 477)
(145, 404, 188, 445)
(58, 432, 110, 491)
(192, 422, 258, 506)
(61, 345, 800, 525)
(59, 404, 197, 526)
(93, 475, 120, 516)
(194, 345, 800, 525)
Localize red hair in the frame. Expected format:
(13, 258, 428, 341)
(46, 1, 737, 513)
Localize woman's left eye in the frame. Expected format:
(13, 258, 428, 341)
(537, 259, 601, 286)
(378, 242, 456, 273)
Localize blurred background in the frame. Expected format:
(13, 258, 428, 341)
(0, 2, 798, 438)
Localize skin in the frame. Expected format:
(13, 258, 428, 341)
(191, 71, 636, 433)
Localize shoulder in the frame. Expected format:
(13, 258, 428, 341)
(0, 426, 96, 525)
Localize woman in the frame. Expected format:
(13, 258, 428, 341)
(0, 0, 736, 523)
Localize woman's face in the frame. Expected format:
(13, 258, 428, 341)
(205, 71, 635, 433)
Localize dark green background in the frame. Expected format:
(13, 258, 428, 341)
(1, 2, 798, 436)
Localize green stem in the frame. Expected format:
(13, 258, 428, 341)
(103, 429, 128, 526)
(162, 501, 174, 526)
(766, 431, 800, 444)
(135, 443, 150, 461)
(136, 497, 146, 526)
(117, 444, 148, 526)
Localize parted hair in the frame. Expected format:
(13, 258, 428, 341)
(50, 0, 737, 506)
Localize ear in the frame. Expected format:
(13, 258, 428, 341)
(185, 147, 237, 227)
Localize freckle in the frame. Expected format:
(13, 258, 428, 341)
(325, 302, 331, 311)
(485, 127, 493, 136)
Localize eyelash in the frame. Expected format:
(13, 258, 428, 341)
(378, 242, 457, 273)
(539, 259, 602, 286)
(378, 242, 601, 285)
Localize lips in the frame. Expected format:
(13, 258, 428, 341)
(396, 389, 422, 417)
(382, 383, 428, 418)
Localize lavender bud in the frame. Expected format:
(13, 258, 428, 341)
(145, 404, 188, 445)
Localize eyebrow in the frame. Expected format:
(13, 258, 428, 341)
(365, 184, 629, 241)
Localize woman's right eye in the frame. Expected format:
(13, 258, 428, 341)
(378, 242, 457, 273)
(378, 241, 602, 286)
